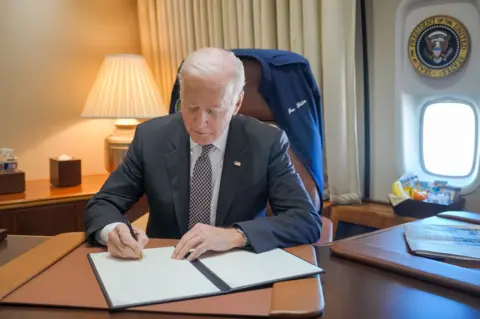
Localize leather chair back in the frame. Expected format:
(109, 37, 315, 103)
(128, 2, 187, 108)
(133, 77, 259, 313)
(238, 58, 321, 215)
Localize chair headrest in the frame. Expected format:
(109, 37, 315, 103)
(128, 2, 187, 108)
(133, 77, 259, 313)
(238, 59, 274, 122)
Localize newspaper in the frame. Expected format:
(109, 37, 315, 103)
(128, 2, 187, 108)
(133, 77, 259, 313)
(403, 223, 480, 262)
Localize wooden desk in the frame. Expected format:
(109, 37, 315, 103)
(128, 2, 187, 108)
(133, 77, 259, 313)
(328, 201, 416, 236)
(330, 213, 480, 298)
(0, 235, 48, 267)
(0, 174, 148, 236)
(0, 234, 479, 318)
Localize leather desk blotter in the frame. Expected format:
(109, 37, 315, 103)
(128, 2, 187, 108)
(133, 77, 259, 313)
(0, 232, 86, 300)
(0, 229, 6, 243)
(0, 237, 325, 318)
(330, 216, 480, 297)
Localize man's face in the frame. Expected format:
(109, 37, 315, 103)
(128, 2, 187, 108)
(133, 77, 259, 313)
(180, 76, 243, 145)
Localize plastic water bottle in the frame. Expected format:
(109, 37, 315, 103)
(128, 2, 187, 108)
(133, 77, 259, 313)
(1, 148, 17, 172)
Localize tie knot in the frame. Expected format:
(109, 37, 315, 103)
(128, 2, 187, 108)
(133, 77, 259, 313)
(201, 144, 214, 157)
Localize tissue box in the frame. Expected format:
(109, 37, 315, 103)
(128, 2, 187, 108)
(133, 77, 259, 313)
(0, 170, 25, 194)
(50, 158, 81, 187)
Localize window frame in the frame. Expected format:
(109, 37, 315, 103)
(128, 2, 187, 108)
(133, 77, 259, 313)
(419, 98, 478, 179)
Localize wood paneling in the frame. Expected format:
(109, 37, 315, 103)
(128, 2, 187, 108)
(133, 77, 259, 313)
(14, 203, 80, 236)
(0, 174, 149, 236)
(0, 213, 15, 235)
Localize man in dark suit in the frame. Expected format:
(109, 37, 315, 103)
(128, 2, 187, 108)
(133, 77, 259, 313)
(84, 47, 322, 261)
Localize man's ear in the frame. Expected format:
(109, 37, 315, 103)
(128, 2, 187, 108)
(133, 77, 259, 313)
(175, 98, 182, 113)
(233, 91, 244, 115)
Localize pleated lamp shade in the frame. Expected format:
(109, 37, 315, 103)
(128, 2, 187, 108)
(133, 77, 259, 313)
(81, 54, 165, 118)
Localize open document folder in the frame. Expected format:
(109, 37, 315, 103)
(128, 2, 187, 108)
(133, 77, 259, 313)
(404, 223, 480, 262)
(88, 246, 324, 310)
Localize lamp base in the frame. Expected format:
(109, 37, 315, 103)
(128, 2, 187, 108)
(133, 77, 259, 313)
(105, 119, 139, 173)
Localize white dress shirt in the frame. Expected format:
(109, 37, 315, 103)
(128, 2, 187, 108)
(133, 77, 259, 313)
(95, 127, 229, 245)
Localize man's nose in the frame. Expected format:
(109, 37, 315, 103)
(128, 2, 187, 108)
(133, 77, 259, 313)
(194, 111, 208, 127)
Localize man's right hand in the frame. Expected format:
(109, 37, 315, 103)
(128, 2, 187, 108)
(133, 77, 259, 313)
(107, 223, 148, 259)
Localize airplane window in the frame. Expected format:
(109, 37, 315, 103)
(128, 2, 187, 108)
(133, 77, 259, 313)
(421, 101, 477, 178)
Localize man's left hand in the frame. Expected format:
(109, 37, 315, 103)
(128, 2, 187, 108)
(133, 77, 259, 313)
(171, 224, 244, 261)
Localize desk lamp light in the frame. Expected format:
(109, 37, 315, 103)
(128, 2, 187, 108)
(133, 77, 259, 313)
(81, 54, 165, 172)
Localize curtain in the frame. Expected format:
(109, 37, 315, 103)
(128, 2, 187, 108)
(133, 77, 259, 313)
(137, 0, 322, 111)
(137, 0, 363, 202)
(321, 0, 363, 204)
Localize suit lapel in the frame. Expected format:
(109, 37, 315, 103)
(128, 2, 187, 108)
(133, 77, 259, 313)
(165, 119, 190, 235)
(216, 116, 247, 226)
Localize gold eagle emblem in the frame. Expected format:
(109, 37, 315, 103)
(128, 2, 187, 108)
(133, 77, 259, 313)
(408, 15, 470, 78)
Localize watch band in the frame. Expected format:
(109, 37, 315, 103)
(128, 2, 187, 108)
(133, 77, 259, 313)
(234, 227, 249, 248)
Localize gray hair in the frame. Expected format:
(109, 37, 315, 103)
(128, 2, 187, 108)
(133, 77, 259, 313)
(178, 47, 245, 107)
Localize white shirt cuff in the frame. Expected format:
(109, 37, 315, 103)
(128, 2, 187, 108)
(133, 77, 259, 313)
(95, 222, 124, 246)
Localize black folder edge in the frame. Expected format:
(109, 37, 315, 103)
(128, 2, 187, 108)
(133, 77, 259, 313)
(87, 248, 325, 312)
(189, 258, 231, 292)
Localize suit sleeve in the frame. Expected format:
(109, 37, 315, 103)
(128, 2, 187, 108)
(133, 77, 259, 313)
(84, 127, 145, 245)
(234, 130, 322, 253)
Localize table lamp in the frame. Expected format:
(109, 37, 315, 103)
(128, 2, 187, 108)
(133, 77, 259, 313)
(81, 54, 165, 172)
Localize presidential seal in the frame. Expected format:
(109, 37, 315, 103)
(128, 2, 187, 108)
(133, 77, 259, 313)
(408, 15, 470, 78)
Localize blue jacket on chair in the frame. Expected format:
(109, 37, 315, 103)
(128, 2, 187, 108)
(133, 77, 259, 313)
(169, 48, 325, 203)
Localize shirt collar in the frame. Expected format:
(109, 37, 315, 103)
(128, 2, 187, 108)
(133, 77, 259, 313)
(190, 125, 229, 153)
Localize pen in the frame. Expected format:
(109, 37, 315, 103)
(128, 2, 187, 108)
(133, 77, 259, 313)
(124, 216, 143, 260)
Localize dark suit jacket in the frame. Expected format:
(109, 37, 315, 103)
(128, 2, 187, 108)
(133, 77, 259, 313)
(84, 113, 322, 253)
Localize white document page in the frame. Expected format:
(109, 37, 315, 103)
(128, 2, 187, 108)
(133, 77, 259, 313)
(199, 248, 323, 289)
(88, 246, 221, 308)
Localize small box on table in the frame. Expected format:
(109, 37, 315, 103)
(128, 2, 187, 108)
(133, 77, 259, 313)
(0, 170, 25, 195)
(50, 158, 81, 187)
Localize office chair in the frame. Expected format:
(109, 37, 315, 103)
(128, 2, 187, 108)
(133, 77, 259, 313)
(238, 57, 333, 245)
